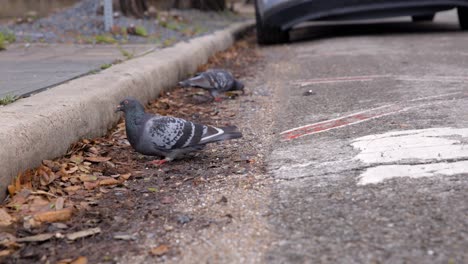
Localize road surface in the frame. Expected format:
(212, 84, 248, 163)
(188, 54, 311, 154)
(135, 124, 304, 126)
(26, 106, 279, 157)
(262, 10, 468, 263)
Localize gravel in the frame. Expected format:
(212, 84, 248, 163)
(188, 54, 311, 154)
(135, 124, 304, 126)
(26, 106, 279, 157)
(0, 0, 246, 44)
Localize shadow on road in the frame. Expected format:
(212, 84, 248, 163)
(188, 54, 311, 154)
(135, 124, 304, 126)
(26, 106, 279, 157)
(289, 19, 462, 43)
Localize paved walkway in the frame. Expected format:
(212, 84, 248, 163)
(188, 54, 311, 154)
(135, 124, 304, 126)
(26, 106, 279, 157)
(0, 43, 154, 97)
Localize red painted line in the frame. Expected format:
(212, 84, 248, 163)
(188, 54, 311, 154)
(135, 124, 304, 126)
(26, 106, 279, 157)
(281, 104, 406, 141)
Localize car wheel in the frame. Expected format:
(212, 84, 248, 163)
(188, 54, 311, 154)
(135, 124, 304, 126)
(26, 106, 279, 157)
(458, 7, 468, 30)
(412, 14, 435, 22)
(255, 1, 289, 44)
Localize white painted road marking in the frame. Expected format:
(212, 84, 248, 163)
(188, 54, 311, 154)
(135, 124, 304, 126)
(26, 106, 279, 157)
(294, 75, 468, 87)
(352, 127, 468, 185)
(358, 161, 468, 185)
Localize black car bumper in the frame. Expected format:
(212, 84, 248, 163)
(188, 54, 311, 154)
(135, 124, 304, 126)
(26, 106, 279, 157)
(258, 0, 468, 30)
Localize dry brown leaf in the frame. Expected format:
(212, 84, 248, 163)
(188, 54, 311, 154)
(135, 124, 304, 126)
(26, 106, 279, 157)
(0, 250, 13, 257)
(17, 233, 54, 242)
(150, 244, 169, 256)
(64, 186, 81, 193)
(0, 208, 13, 226)
(33, 208, 73, 223)
(120, 173, 131, 180)
(57, 258, 74, 264)
(78, 165, 90, 173)
(55, 197, 65, 211)
(84, 156, 111, 163)
(70, 155, 83, 164)
(79, 175, 97, 182)
(99, 178, 121, 186)
(88, 147, 99, 154)
(65, 166, 78, 174)
(83, 182, 99, 190)
(66, 227, 101, 241)
(7, 185, 15, 196)
(70, 256, 88, 264)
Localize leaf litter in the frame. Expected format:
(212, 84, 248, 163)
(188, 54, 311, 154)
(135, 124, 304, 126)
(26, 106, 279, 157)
(0, 32, 268, 263)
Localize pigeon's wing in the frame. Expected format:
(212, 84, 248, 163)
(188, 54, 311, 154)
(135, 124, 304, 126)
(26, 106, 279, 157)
(179, 73, 216, 90)
(142, 116, 205, 150)
(209, 70, 235, 92)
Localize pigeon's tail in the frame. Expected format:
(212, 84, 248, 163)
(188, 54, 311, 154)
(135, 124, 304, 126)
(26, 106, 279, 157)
(200, 125, 242, 145)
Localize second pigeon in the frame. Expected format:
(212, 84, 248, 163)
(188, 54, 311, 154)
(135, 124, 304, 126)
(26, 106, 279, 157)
(179, 69, 244, 101)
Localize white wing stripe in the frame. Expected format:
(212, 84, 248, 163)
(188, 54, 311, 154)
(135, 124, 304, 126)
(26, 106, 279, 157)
(201, 127, 224, 142)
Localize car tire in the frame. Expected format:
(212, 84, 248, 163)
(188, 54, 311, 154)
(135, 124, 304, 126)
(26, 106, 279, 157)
(411, 14, 435, 22)
(458, 6, 468, 30)
(255, 1, 289, 44)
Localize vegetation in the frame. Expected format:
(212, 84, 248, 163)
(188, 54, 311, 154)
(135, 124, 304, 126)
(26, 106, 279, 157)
(100, 63, 112, 70)
(95, 34, 117, 44)
(0, 31, 16, 50)
(134, 26, 148, 37)
(0, 94, 18, 105)
(118, 46, 134, 60)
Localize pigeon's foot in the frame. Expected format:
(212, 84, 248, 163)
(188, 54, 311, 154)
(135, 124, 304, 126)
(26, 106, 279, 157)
(151, 159, 168, 166)
(214, 97, 223, 102)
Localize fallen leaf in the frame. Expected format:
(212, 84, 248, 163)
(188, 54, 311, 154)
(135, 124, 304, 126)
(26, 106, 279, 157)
(70, 155, 83, 164)
(120, 173, 131, 180)
(17, 233, 54, 242)
(84, 156, 111, 163)
(113, 233, 136, 241)
(79, 175, 97, 182)
(83, 182, 99, 190)
(55, 197, 65, 210)
(64, 186, 81, 193)
(99, 178, 120, 186)
(150, 244, 169, 256)
(70, 256, 88, 264)
(66, 227, 101, 241)
(0, 250, 13, 257)
(78, 165, 90, 173)
(0, 208, 13, 226)
(65, 166, 79, 174)
(33, 208, 73, 223)
(7, 185, 15, 196)
(56, 258, 73, 264)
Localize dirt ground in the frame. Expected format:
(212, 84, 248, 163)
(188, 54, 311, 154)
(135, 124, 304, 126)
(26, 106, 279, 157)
(1, 32, 278, 264)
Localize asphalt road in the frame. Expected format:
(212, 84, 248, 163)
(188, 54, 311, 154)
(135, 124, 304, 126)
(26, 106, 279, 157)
(262, 10, 468, 263)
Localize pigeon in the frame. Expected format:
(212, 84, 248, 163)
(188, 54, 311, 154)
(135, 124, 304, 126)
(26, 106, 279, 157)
(115, 97, 243, 165)
(178, 69, 245, 101)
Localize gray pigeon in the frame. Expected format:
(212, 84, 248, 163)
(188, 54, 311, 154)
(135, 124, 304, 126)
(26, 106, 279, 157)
(115, 97, 243, 165)
(178, 69, 244, 101)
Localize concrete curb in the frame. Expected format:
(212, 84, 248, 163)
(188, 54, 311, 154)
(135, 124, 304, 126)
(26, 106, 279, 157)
(0, 20, 255, 200)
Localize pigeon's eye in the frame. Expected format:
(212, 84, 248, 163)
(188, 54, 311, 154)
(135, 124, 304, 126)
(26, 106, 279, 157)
(124, 100, 129, 104)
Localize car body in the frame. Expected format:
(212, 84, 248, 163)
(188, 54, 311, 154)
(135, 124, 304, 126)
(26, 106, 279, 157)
(255, 0, 468, 44)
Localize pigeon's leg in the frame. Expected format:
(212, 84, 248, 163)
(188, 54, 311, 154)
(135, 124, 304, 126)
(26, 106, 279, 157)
(209, 90, 223, 102)
(151, 159, 168, 166)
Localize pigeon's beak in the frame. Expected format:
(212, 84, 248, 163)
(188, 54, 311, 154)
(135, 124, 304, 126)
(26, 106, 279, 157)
(115, 105, 123, 113)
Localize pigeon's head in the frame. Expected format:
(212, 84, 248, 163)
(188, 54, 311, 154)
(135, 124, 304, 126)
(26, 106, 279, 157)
(115, 97, 145, 114)
(234, 80, 244, 92)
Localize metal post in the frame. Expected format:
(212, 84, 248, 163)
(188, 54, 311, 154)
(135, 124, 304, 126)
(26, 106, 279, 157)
(104, 0, 113, 31)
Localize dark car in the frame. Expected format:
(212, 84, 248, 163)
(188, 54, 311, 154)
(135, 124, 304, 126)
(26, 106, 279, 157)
(255, 0, 468, 44)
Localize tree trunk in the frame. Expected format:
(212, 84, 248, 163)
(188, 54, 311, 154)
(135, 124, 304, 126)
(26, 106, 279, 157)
(191, 0, 226, 11)
(119, 0, 148, 18)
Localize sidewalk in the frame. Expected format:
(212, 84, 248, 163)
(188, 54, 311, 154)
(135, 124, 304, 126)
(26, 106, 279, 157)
(0, 43, 154, 98)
